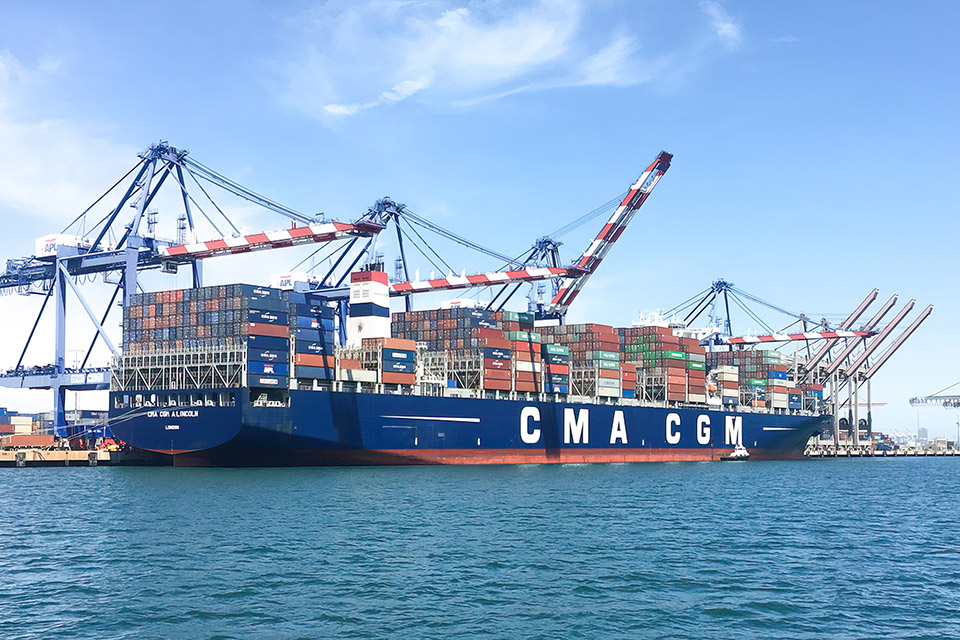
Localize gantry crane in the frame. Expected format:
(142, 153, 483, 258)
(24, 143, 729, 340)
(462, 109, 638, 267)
(0, 142, 673, 427)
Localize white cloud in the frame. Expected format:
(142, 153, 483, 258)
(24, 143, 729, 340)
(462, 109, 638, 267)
(701, 1, 742, 48)
(273, 0, 747, 120)
(770, 35, 801, 44)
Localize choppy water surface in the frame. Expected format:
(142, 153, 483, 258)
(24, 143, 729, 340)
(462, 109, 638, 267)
(2, 458, 959, 639)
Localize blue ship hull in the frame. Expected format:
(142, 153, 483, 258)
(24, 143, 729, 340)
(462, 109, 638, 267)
(109, 389, 828, 466)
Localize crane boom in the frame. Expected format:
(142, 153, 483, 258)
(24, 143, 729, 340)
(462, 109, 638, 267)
(717, 330, 876, 345)
(390, 267, 569, 296)
(800, 288, 878, 378)
(545, 151, 672, 316)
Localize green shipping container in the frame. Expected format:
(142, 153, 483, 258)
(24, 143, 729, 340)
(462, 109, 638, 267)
(747, 378, 767, 386)
(687, 361, 706, 370)
(543, 344, 570, 356)
(664, 350, 686, 360)
(598, 360, 621, 370)
(591, 350, 620, 361)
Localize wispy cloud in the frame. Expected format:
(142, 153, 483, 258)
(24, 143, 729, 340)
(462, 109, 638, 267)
(701, 1, 742, 48)
(273, 0, 744, 121)
(770, 35, 801, 44)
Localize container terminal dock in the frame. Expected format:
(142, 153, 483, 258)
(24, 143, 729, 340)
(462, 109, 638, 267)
(0, 142, 939, 466)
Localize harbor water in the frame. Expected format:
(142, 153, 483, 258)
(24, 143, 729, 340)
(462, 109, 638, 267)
(2, 458, 959, 639)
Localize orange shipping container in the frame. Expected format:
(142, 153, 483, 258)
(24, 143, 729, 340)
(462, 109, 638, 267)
(295, 353, 335, 367)
(248, 323, 289, 338)
(667, 375, 686, 386)
(339, 358, 361, 369)
(514, 381, 539, 392)
(598, 368, 620, 380)
(1, 435, 55, 447)
(382, 372, 416, 385)
(483, 378, 512, 391)
(484, 368, 511, 381)
(514, 371, 540, 383)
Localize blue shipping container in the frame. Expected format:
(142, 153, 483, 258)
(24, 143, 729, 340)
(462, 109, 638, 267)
(383, 349, 415, 362)
(247, 348, 288, 363)
(248, 361, 290, 376)
(622, 389, 636, 399)
(295, 340, 336, 355)
(295, 365, 333, 380)
(484, 347, 511, 360)
(349, 302, 390, 318)
(246, 335, 290, 351)
(296, 327, 337, 343)
(383, 360, 415, 374)
(293, 302, 336, 319)
(247, 374, 288, 388)
(296, 315, 335, 330)
(545, 384, 569, 394)
(239, 284, 283, 300)
(248, 309, 288, 325)
(545, 354, 570, 366)
(722, 397, 740, 405)
(768, 371, 787, 379)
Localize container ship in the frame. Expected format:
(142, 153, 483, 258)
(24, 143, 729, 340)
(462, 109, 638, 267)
(108, 277, 830, 466)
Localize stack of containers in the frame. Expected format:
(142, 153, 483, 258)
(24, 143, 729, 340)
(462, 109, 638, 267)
(800, 383, 824, 411)
(122, 284, 293, 388)
(289, 293, 338, 383)
(680, 337, 707, 403)
(391, 307, 503, 350)
(243, 286, 292, 388)
(511, 333, 542, 393)
(482, 340, 512, 391)
(123, 284, 290, 354)
(715, 365, 740, 406)
(542, 344, 570, 394)
(621, 362, 637, 399)
(361, 337, 417, 385)
(767, 367, 789, 410)
(594, 351, 622, 398)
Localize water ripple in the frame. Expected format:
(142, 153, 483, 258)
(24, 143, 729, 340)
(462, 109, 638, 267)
(1, 459, 960, 639)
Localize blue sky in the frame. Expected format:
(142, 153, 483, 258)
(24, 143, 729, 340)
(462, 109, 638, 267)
(0, 1, 958, 437)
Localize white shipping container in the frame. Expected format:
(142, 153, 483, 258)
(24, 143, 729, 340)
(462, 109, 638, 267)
(597, 387, 620, 397)
(596, 378, 620, 389)
(721, 389, 739, 397)
(515, 361, 543, 373)
(339, 369, 377, 382)
(688, 394, 707, 403)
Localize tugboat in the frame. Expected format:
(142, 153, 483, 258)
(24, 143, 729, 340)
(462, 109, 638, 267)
(721, 444, 750, 461)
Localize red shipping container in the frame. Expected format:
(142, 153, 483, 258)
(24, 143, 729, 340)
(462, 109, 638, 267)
(295, 353, 336, 367)
(248, 322, 289, 338)
(483, 378, 512, 390)
(484, 368, 511, 380)
(514, 371, 540, 383)
(598, 368, 620, 380)
(667, 375, 686, 386)
(475, 328, 505, 340)
(382, 372, 416, 384)
(483, 358, 510, 370)
(1, 435, 54, 447)
(544, 363, 569, 375)
(666, 392, 686, 402)
(513, 341, 541, 353)
(514, 381, 539, 392)
(621, 371, 637, 381)
(667, 383, 686, 393)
